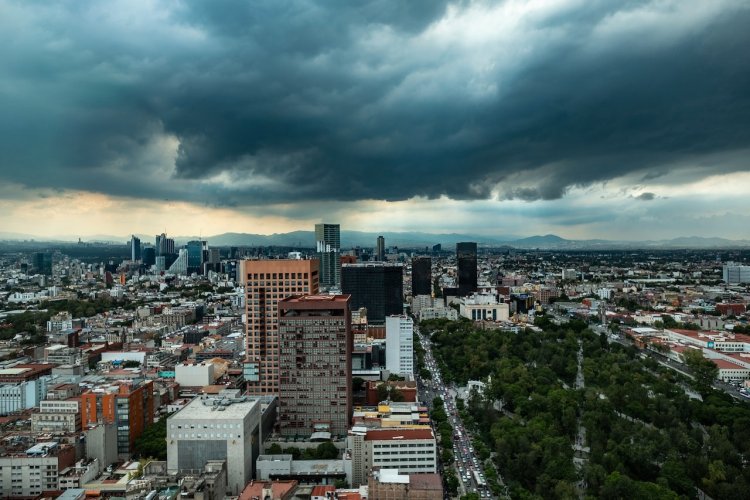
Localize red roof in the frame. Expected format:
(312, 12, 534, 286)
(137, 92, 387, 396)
(713, 359, 747, 370)
(365, 428, 433, 441)
(311, 485, 335, 496)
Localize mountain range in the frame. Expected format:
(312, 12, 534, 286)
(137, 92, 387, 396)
(1, 231, 749, 250)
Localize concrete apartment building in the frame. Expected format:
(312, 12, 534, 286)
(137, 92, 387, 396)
(31, 399, 81, 433)
(385, 315, 414, 379)
(277, 295, 352, 438)
(0, 441, 76, 498)
(167, 390, 262, 495)
(242, 259, 320, 395)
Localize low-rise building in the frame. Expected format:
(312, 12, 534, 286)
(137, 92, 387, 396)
(368, 469, 442, 500)
(0, 441, 76, 498)
(31, 399, 81, 433)
(167, 390, 262, 495)
(346, 427, 437, 487)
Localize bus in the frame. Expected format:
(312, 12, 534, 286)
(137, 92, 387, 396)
(473, 470, 486, 487)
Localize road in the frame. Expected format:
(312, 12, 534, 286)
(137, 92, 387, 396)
(590, 324, 750, 403)
(416, 326, 499, 499)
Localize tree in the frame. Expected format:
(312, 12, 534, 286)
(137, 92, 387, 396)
(122, 360, 141, 368)
(316, 441, 340, 459)
(461, 494, 480, 500)
(352, 377, 365, 392)
(334, 479, 349, 489)
(133, 416, 167, 460)
(683, 349, 719, 396)
(267, 443, 283, 454)
(444, 469, 459, 496)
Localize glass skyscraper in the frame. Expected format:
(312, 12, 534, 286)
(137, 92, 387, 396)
(315, 223, 341, 289)
(457, 242, 477, 296)
(341, 263, 403, 324)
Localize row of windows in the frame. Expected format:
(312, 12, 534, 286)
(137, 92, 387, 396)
(372, 442, 435, 448)
(171, 423, 242, 429)
(171, 433, 240, 439)
(249, 273, 310, 280)
(373, 450, 435, 457)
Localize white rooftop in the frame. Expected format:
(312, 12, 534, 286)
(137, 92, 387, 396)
(170, 394, 261, 419)
(377, 469, 409, 484)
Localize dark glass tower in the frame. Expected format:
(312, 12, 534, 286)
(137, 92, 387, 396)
(457, 242, 477, 296)
(341, 263, 403, 324)
(411, 257, 432, 296)
(32, 252, 53, 276)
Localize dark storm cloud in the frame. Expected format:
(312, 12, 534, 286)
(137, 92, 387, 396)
(0, 0, 749, 206)
(635, 192, 656, 201)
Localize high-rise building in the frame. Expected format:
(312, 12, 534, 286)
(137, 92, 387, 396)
(243, 259, 319, 395)
(315, 223, 341, 289)
(168, 248, 189, 275)
(278, 295, 352, 438)
(376, 236, 385, 261)
(341, 263, 403, 324)
(385, 315, 414, 378)
(142, 246, 156, 267)
(186, 240, 205, 274)
(411, 257, 431, 296)
(155, 233, 175, 256)
(130, 235, 141, 261)
(32, 252, 53, 276)
(723, 262, 750, 283)
(457, 242, 477, 296)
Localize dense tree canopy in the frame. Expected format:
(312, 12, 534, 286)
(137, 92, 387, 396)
(427, 319, 750, 499)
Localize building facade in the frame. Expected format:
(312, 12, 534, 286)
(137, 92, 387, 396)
(341, 263, 403, 324)
(456, 242, 477, 296)
(385, 315, 414, 378)
(80, 380, 154, 457)
(242, 259, 320, 395)
(346, 427, 437, 487)
(31, 399, 81, 433)
(0, 442, 76, 498)
(130, 235, 141, 262)
(376, 236, 385, 262)
(723, 262, 750, 283)
(315, 223, 341, 290)
(167, 391, 262, 495)
(277, 295, 352, 438)
(411, 257, 431, 297)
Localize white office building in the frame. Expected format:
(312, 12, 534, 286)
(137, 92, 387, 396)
(346, 427, 437, 487)
(167, 390, 262, 495)
(723, 263, 750, 283)
(385, 315, 414, 378)
(459, 294, 510, 322)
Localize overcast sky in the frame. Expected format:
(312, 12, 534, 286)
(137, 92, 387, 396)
(1, 0, 749, 240)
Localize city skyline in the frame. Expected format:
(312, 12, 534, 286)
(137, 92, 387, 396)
(1, 0, 749, 240)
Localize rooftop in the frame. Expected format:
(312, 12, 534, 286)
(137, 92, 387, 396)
(169, 394, 261, 419)
(364, 428, 434, 441)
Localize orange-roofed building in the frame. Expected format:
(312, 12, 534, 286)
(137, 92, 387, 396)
(238, 480, 297, 500)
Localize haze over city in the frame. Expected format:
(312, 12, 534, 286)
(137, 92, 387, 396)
(1, 0, 749, 240)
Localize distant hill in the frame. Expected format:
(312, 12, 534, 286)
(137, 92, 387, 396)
(167, 230, 514, 248)
(2, 230, 749, 250)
